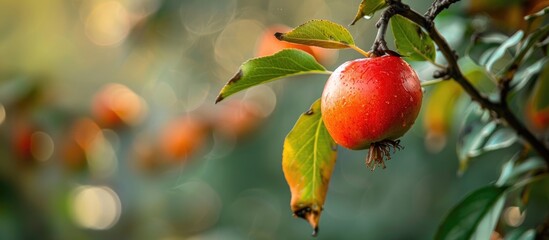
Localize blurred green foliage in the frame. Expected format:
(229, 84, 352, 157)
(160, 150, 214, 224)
(0, 0, 548, 239)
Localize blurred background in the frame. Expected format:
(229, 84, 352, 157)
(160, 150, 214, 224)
(0, 0, 548, 239)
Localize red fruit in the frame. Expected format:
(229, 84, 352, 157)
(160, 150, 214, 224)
(321, 56, 422, 169)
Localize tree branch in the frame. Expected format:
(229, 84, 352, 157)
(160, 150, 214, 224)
(371, 1, 549, 164)
(425, 0, 460, 22)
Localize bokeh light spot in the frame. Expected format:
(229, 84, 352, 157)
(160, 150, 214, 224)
(85, 1, 130, 46)
(504, 206, 526, 227)
(244, 85, 277, 118)
(87, 135, 118, 178)
(0, 104, 5, 125)
(180, 0, 236, 35)
(70, 186, 122, 230)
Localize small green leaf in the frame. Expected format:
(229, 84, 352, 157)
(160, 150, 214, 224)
(282, 99, 337, 236)
(482, 128, 517, 153)
(215, 49, 328, 103)
(457, 104, 492, 173)
(512, 25, 549, 68)
(466, 33, 508, 66)
(510, 58, 546, 92)
(485, 31, 523, 75)
(435, 185, 509, 240)
(390, 15, 436, 62)
(525, 6, 549, 21)
(466, 121, 498, 157)
(497, 157, 546, 186)
(460, 57, 497, 93)
(350, 0, 387, 25)
(275, 20, 355, 49)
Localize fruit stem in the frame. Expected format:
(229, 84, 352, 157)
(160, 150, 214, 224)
(349, 45, 373, 58)
(431, 61, 446, 69)
(420, 79, 445, 87)
(366, 140, 403, 170)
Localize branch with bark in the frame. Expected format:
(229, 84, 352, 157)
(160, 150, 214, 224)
(370, 0, 549, 164)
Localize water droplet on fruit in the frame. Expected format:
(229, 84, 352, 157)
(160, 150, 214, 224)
(409, 96, 413, 102)
(394, 94, 397, 98)
(385, 101, 390, 105)
(402, 123, 407, 127)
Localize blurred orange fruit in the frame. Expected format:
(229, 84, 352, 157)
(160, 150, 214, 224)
(526, 99, 549, 131)
(132, 132, 162, 174)
(61, 118, 102, 170)
(11, 121, 35, 162)
(159, 116, 209, 161)
(92, 83, 147, 128)
(211, 99, 264, 140)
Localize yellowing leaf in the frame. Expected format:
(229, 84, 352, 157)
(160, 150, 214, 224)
(215, 49, 328, 103)
(275, 20, 355, 49)
(423, 81, 462, 152)
(282, 99, 337, 236)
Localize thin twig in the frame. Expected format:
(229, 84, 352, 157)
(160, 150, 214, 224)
(425, 0, 460, 21)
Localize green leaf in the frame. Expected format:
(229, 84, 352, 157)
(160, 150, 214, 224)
(525, 6, 549, 21)
(458, 119, 519, 174)
(282, 99, 337, 236)
(482, 128, 517, 153)
(457, 104, 492, 174)
(390, 15, 436, 62)
(466, 33, 508, 66)
(497, 157, 546, 186)
(435, 185, 509, 240)
(505, 229, 536, 240)
(215, 49, 328, 103)
(510, 58, 546, 92)
(511, 25, 549, 69)
(350, 0, 388, 25)
(485, 31, 523, 75)
(460, 57, 497, 93)
(275, 20, 355, 49)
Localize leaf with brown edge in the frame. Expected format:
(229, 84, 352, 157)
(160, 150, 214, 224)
(350, 0, 388, 25)
(215, 49, 328, 103)
(282, 99, 337, 236)
(275, 19, 355, 49)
